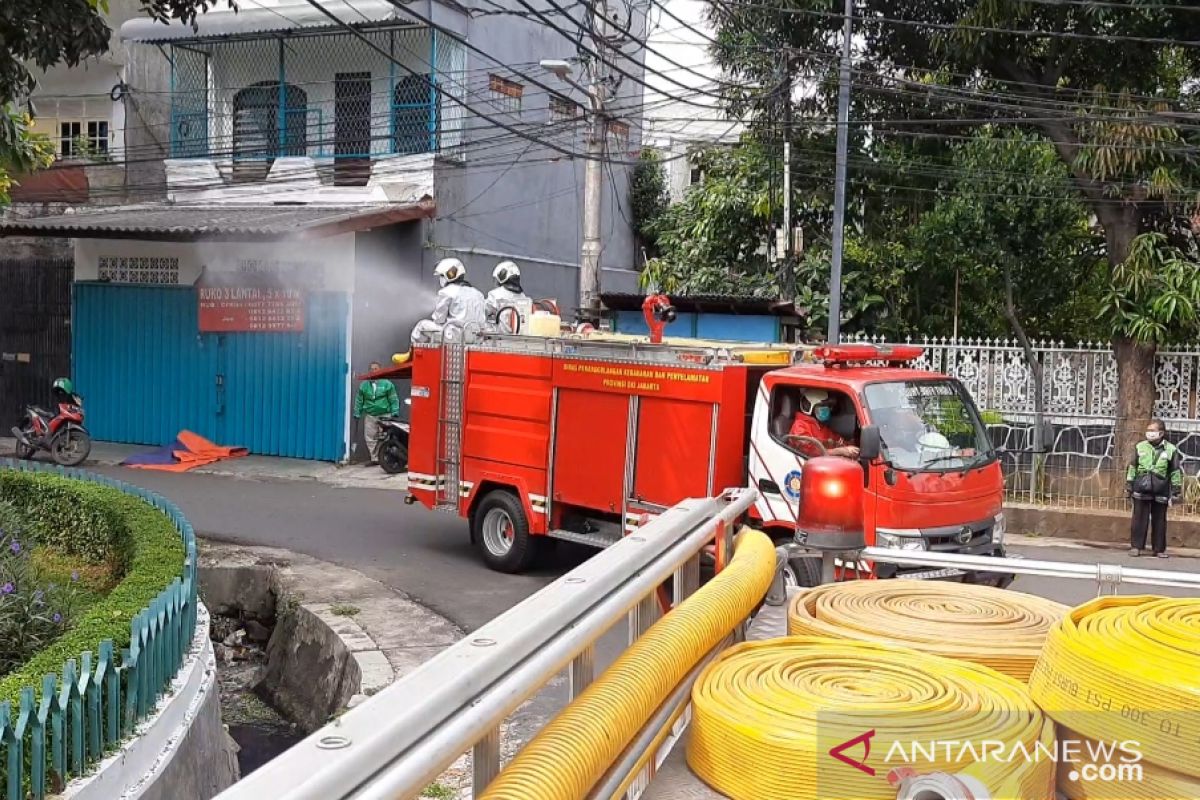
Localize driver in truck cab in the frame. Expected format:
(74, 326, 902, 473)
(790, 388, 860, 458)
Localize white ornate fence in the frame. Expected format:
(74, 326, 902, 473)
(851, 335, 1200, 514)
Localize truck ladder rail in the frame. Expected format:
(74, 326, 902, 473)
(436, 339, 466, 510)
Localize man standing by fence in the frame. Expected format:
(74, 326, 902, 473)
(1127, 419, 1182, 558)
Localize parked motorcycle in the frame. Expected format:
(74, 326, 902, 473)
(12, 378, 92, 467)
(378, 416, 410, 474)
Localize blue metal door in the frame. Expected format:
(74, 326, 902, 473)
(73, 284, 348, 460)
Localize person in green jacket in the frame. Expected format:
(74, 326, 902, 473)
(354, 362, 400, 465)
(1126, 418, 1182, 558)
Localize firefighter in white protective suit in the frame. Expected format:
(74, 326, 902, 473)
(486, 260, 531, 332)
(409, 258, 488, 344)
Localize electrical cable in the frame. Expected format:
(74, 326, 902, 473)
(707, 1, 1200, 50)
(687, 637, 1056, 800)
(786, 580, 1068, 682)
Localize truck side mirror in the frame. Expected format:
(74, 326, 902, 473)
(859, 425, 882, 461)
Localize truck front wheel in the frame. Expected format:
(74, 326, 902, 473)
(473, 490, 537, 573)
(783, 554, 822, 588)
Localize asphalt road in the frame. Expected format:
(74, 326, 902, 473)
(95, 466, 1199, 630)
(92, 466, 588, 631)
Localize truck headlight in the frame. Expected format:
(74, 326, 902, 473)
(992, 512, 1006, 545)
(876, 529, 928, 551)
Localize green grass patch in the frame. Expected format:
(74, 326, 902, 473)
(0, 476, 184, 705)
(330, 604, 360, 617)
(422, 783, 455, 799)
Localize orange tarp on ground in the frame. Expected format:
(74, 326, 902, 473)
(122, 431, 248, 472)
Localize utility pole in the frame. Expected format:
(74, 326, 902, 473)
(781, 55, 793, 300)
(827, 0, 853, 345)
(578, 0, 610, 322)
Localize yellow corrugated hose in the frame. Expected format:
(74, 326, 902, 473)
(1029, 595, 1200, 799)
(479, 528, 777, 800)
(787, 580, 1068, 682)
(687, 637, 1056, 800)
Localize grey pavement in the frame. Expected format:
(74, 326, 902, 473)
(0, 436, 409, 492)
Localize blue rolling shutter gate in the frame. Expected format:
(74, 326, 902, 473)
(73, 284, 349, 461)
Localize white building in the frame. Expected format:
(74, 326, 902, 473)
(640, 0, 743, 202)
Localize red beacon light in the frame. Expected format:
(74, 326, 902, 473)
(814, 343, 924, 367)
(794, 456, 866, 551)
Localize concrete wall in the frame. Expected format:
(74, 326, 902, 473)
(74, 234, 357, 292)
(426, 0, 645, 305)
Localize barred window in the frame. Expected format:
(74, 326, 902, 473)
(549, 95, 579, 123)
(488, 75, 523, 114)
(98, 256, 180, 285)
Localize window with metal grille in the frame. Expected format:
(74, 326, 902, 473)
(488, 75, 523, 114)
(393, 74, 433, 154)
(232, 82, 309, 162)
(549, 95, 579, 123)
(98, 256, 181, 285)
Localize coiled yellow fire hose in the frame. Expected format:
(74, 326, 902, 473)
(1029, 595, 1200, 799)
(787, 580, 1067, 682)
(687, 637, 1056, 800)
(479, 529, 777, 800)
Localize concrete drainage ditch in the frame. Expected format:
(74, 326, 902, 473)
(197, 542, 466, 783)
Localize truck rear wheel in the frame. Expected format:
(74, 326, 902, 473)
(473, 490, 537, 573)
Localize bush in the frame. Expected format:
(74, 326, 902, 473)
(0, 478, 184, 705)
(0, 506, 85, 674)
(0, 472, 133, 564)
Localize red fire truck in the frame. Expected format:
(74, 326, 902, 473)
(405, 333, 1009, 585)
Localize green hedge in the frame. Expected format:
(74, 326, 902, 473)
(0, 477, 184, 705)
(0, 471, 134, 564)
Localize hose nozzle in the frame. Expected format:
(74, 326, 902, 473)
(890, 767, 991, 800)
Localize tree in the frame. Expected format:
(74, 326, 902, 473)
(642, 141, 891, 334)
(710, 0, 1200, 474)
(0, 0, 228, 204)
(629, 149, 669, 263)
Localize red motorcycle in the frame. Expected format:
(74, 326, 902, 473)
(12, 378, 92, 466)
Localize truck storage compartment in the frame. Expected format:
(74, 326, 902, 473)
(633, 397, 713, 506)
(552, 389, 628, 512)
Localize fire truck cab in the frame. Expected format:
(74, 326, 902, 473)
(406, 333, 1008, 585)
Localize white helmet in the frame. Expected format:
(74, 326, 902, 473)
(799, 387, 829, 414)
(434, 257, 466, 287)
(493, 260, 521, 285)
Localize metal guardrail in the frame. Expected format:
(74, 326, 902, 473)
(0, 459, 199, 800)
(858, 547, 1200, 593)
(216, 488, 757, 800)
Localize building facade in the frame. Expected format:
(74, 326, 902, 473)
(2, 0, 645, 461)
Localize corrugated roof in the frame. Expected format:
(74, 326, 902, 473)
(0, 202, 435, 242)
(600, 292, 794, 315)
(120, 1, 409, 43)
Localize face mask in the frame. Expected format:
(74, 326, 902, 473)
(438, 276, 448, 289)
(815, 406, 832, 423)
(1146, 431, 1162, 443)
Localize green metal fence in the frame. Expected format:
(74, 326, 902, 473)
(0, 459, 198, 800)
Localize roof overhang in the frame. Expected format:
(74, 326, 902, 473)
(0, 201, 435, 242)
(120, 0, 413, 43)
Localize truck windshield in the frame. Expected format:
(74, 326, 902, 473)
(864, 380, 994, 471)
